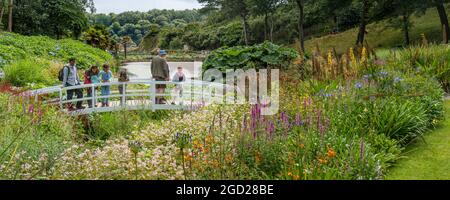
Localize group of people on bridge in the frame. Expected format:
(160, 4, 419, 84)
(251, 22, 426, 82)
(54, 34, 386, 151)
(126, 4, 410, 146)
(61, 50, 186, 111)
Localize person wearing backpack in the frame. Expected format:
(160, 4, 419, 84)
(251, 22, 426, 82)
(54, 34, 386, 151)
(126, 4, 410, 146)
(61, 58, 84, 110)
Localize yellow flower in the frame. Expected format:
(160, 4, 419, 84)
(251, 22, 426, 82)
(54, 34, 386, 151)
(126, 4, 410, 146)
(361, 47, 368, 64)
(293, 175, 301, 180)
(349, 48, 357, 67)
(327, 50, 333, 67)
(288, 172, 293, 177)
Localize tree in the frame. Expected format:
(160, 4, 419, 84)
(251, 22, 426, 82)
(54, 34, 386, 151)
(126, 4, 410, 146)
(140, 24, 160, 52)
(83, 25, 112, 50)
(312, 0, 353, 33)
(355, 0, 372, 46)
(387, 0, 423, 46)
(433, 0, 450, 44)
(121, 36, 133, 59)
(7, 0, 12, 32)
(290, 0, 310, 53)
(247, 0, 283, 41)
(0, 0, 7, 30)
(199, 0, 252, 45)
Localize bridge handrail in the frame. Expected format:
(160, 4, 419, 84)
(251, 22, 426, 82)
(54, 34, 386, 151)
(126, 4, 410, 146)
(24, 79, 234, 115)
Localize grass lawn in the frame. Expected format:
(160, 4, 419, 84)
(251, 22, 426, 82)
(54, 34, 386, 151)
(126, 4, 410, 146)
(305, 8, 444, 54)
(387, 100, 450, 180)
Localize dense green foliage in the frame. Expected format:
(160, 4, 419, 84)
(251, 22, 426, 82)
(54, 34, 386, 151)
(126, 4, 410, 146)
(0, 32, 112, 68)
(91, 9, 204, 44)
(6, 0, 94, 38)
(202, 42, 298, 72)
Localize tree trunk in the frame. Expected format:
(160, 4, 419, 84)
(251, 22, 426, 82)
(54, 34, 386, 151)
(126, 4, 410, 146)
(436, 2, 449, 44)
(402, 13, 410, 46)
(296, 0, 305, 53)
(0, 6, 4, 30)
(333, 15, 338, 33)
(270, 13, 274, 42)
(356, 0, 369, 46)
(124, 44, 127, 59)
(241, 13, 249, 45)
(264, 13, 268, 41)
(7, 0, 12, 32)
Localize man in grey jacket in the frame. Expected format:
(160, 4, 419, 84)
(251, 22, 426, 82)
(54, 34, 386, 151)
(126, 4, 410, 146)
(63, 58, 84, 110)
(151, 50, 170, 104)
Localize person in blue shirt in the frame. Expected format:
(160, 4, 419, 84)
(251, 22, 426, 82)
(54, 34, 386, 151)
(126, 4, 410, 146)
(99, 64, 113, 107)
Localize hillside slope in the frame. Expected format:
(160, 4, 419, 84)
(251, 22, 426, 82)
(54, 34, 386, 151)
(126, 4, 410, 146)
(305, 8, 444, 54)
(0, 32, 112, 69)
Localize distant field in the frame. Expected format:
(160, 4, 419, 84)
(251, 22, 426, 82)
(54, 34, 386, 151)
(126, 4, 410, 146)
(305, 8, 444, 54)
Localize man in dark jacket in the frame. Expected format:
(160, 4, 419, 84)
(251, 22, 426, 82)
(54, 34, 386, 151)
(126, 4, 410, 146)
(151, 50, 170, 104)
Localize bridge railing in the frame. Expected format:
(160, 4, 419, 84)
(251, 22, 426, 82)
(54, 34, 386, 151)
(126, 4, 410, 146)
(25, 79, 233, 115)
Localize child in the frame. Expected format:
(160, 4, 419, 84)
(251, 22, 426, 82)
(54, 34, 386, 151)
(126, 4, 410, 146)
(84, 65, 100, 108)
(172, 66, 186, 104)
(118, 68, 129, 106)
(99, 64, 113, 107)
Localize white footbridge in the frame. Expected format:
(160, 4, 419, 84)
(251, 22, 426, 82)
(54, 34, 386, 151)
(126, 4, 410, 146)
(24, 79, 232, 116)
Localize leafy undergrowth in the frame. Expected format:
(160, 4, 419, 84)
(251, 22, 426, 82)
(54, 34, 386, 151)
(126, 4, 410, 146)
(387, 100, 450, 180)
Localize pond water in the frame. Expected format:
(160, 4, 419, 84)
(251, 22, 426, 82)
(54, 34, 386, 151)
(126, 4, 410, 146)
(121, 62, 202, 80)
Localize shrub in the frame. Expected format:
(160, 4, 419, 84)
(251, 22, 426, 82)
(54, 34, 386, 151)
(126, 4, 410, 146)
(203, 41, 299, 72)
(3, 59, 55, 88)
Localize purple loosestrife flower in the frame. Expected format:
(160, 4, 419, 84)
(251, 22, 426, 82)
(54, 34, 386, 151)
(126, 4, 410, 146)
(295, 113, 302, 126)
(28, 105, 34, 114)
(316, 109, 322, 131)
(280, 112, 289, 127)
(319, 125, 326, 137)
(266, 120, 275, 138)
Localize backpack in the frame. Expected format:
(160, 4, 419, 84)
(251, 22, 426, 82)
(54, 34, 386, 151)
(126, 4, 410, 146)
(58, 66, 69, 82)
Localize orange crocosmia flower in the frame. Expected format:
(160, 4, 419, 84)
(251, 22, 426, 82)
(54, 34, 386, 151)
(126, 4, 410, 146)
(318, 158, 328, 164)
(255, 153, 262, 163)
(327, 149, 336, 158)
(287, 172, 293, 177)
(293, 175, 301, 180)
(225, 154, 233, 163)
(212, 160, 220, 167)
(184, 155, 193, 162)
(205, 135, 214, 144)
